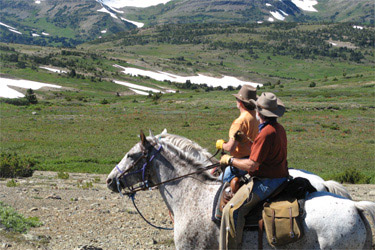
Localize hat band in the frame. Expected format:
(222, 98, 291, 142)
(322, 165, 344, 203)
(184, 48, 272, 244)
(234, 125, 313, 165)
(257, 103, 278, 111)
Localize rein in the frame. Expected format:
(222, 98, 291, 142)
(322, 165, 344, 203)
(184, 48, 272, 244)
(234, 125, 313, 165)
(115, 139, 221, 230)
(118, 161, 221, 196)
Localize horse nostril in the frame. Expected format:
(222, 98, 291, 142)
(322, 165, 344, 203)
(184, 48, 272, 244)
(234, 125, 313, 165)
(106, 178, 112, 185)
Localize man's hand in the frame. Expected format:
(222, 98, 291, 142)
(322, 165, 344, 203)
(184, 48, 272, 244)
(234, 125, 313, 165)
(220, 155, 233, 166)
(216, 139, 225, 150)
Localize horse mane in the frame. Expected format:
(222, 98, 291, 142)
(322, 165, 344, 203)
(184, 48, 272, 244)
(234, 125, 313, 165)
(151, 131, 219, 180)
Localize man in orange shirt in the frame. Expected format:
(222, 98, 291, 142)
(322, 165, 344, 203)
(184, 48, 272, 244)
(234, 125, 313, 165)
(219, 92, 288, 249)
(216, 85, 259, 183)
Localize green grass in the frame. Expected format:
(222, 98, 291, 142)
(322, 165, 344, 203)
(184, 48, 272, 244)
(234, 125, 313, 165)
(0, 24, 374, 183)
(0, 77, 374, 182)
(0, 202, 42, 233)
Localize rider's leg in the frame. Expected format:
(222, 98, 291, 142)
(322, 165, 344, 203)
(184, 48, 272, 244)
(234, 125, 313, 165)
(228, 192, 261, 249)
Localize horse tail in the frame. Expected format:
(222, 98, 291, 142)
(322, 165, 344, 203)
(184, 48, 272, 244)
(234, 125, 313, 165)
(354, 201, 375, 249)
(323, 180, 352, 199)
(355, 201, 375, 225)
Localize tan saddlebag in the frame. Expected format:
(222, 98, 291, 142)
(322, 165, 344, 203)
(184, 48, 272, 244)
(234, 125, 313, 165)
(262, 198, 304, 246)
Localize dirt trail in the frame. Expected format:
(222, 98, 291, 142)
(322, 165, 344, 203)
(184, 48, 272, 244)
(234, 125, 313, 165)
(0, 171, 374, 250)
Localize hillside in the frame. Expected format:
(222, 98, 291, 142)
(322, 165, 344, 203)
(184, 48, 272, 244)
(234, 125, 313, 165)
(114, 0, 374, 26)
(0, 22, 374, 183)
(84, 22, 374, 85)
(0, 0, 136, 47)
(0, 0, 373, 47)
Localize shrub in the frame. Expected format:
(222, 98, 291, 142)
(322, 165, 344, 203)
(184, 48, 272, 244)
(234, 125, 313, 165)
(6, 179, 18, 187)
(333, 169, 371, 184)
(57, 171, 69, 179)
(0, 153, 36, 178)
(0, 201, 42, 233)
(309, 82, 316, 87)
(25, 89, 38, 104)
(0, 98, 30, 106)
(100, 99, 109, 104)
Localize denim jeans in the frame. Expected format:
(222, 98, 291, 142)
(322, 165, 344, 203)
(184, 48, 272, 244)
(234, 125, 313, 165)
(252, 177, 287, 200)
(220, 166, 248, 183)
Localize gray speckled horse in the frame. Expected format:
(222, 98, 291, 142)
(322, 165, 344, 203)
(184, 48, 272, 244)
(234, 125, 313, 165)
(107, 130, 374, 249)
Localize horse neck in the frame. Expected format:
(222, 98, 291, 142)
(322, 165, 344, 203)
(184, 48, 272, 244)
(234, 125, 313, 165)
(152, 139, 220, 216)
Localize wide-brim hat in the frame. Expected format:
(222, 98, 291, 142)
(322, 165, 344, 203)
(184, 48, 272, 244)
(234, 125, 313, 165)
(250, 92, 285, 118)
(232, 85, 257, 103)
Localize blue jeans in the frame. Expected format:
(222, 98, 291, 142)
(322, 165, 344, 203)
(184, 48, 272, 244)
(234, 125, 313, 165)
(252, 177, 287, 200)
(220, 166, 248, 183)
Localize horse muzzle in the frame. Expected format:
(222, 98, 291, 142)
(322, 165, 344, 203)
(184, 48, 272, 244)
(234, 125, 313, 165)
(106, 177, 123, 193)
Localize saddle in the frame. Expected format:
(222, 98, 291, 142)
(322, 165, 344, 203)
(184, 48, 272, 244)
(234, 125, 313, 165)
(212, 177, 317, 247)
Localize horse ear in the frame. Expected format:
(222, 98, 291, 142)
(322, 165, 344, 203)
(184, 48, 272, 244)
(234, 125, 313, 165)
(162, 128, 168, 135)
(149, 129, 154, 138)
(140, 130, 147, 146)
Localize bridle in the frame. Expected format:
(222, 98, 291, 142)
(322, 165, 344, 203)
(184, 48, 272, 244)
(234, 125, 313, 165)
(115, 140, 220, 196)
(115, 143, 163, 195)
(114, 138, 221, 230)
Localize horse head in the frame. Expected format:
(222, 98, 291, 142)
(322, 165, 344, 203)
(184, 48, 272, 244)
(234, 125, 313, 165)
(106, 130, 160, 193)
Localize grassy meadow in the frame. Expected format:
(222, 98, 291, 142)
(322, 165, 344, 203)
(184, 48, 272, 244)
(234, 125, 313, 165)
(0, 22, 374, 183)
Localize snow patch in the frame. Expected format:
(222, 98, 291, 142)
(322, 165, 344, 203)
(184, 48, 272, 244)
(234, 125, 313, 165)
(257, 21, 264, 24)
(270, 11, 285, 21)
(42, 32, 49, 36)
(39, 66, 67, 74)
(101, 30, 107, 33)
(113, 64, 262, 89)
(121, 17, 144, 28)
(129, 88, 150, 95)
(266, 3, 272, 7)
(97, 7, 118, 19)
(35, 0, 41, 4)
(32, 33, 40, 37)
(0, 22, 22, 34)
(0, 78, 61, 99)
(113, 80, 164, 93)
(279, 10, 289, 16)
(291, 0, 318, 12)
(106, 5, 124, 13)
(353, 25, 363, 30)
(0, 22, 16, 30)
(268, 17, 275, 22)
(9, 29, 22, 35)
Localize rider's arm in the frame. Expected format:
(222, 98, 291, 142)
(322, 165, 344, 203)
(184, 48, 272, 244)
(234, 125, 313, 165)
(231, 158, 259, 173)
(222, 138, 238, 153)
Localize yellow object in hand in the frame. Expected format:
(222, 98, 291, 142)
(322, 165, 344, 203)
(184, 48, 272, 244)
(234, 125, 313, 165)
(220, 155, 233, 166)
(216, 139, 225, 150)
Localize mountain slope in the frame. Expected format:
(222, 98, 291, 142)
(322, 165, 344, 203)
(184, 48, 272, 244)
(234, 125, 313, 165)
(0, 0, 137, 47)
(0, 0, 373, 47)
(120, 0, 374, 25)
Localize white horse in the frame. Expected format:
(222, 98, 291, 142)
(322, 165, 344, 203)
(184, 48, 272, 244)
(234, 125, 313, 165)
(107, 130, 374, 249)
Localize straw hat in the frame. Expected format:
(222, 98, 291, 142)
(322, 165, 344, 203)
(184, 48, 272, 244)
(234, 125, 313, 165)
(232, 85, 257, 103)
(250, 92, 285, 118)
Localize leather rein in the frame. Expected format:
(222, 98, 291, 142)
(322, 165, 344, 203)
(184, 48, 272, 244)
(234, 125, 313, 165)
(115, 142, 220, 196)
(114, 140, 221, 230)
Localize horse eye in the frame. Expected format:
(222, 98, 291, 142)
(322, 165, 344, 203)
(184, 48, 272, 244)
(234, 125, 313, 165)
(128, 152, 142, 160)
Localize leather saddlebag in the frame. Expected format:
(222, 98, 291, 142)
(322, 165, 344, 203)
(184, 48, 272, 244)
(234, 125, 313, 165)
(262, 198, 304, 246)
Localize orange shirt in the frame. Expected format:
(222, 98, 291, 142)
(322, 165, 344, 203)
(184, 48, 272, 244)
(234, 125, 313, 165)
(249, 122, 288, 178)
(228, 110, 259, 158)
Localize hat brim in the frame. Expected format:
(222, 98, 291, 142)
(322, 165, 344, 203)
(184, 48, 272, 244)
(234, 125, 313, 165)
(233, 93, 258, 103)
(251, 99, 285, 118)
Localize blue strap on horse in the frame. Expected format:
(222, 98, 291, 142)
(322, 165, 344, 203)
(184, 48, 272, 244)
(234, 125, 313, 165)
(116, 144, 173, 230)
